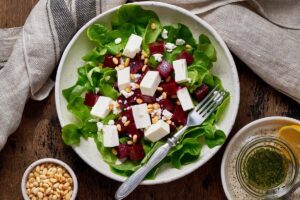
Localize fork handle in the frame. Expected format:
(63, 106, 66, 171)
(115, 143, 171, 200)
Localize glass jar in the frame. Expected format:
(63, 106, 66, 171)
(236, 136, 298, 199)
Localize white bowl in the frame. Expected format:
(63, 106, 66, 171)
(221, 116, 300, 199)
(55, 1, 240, 184)
(21, 158, 78, 200)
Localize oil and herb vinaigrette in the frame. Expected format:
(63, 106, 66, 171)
(243, 148, 288, 190)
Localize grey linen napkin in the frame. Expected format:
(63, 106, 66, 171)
(0, 0, 299, 151)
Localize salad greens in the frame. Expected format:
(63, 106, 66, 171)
(61, 4, 230, 179)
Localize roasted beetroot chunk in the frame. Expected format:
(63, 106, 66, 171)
(130, 58, 144, 74)
(123, 109, 134, 122)
(161, 81, 178, 96)
(156, 60, 173, 78)
(194, 84, 209, 102)
(172, 105, 187, 125)
(103, 55, 119, 68)
(140, 95, 156, 104)
(176, 50, 193, 64)
(129, 144, 145, 160)
(149, 41, 165, 55)
(126, 123, 144, 140)
(159, 98, 175, 111)
(116, 96, 129, 110)
(84, 93, 99, 107)
(116, 144, 129, 159)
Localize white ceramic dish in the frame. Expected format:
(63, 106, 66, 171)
(55, 1, 240, 184)
(21, 158, 78, 200)
(221, 116, 300, 199)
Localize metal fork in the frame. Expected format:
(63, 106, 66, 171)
(115, 88, 226, 200)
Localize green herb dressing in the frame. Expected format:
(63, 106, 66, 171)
(244, 148, 288, 190)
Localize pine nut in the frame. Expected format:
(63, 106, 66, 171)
(157, 87, 163, 91)
(142, 65, 147, 72)
(124, 120, 130, 127)
(116, 124, 122, 132)
(112, 57, 119, 65)
(151, 22, 157, 30)
(124, 58, 130, 67)
(136, 98, 143, 104)
(133, 135, 138, 143)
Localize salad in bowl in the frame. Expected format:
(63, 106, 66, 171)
(61, 4, 230, 179)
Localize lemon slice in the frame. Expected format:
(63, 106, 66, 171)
(278, 125, 300, 161)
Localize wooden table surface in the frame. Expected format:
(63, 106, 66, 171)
(0, 1, 299, 200)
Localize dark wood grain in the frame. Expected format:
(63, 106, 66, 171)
(0, 1, 299, 200)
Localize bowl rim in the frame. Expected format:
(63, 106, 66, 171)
(21, 158, 78, 200)
(55, 1, 240, 185)
(221, 116, 300, 199)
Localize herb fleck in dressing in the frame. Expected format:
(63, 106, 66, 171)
(244, 148, 288, 190)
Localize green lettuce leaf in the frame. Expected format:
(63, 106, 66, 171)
(142, 18, 162, 53)
(62, 124, 81, 145)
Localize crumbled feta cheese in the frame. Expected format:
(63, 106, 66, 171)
(161, 29, 168, 39)
(115, 37, 122, 44)
(88, 118, 99, 123)
(108, 120, 115, 125)
(162, 109, 173, 119)
(176, 38, 185, 46)
(95, 87, 100, 94)
(153, 53, 163, 62)
(130, 82, 137, 90)
(165, 43, 177, 52)
(115, 158, 127, 165)
(121, 90, 134, 98)
(112, 101, 121, 115)
(121, 116, 127, 124)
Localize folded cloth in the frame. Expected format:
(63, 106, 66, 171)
(0, 0, 126, 151)
(0, 0, 299, 151)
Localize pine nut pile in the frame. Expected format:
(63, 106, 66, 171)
(26, 163, 73, 200)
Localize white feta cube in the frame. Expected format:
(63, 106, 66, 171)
(131, 104, 151, 129)
(140, 71, 161, 96)
(117, 67, 130, 91)
(123, 34, 142, 58)
(144, 120, 170, 142)
(103, 125, 119, 147)
(177, 87, 194, 111)
(173, 59, 188, 83)
(90, 96, 112, 119)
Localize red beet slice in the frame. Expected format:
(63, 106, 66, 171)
(128, 144, 145, 160)
(126, 123, 144, 140)
(149, 41, 165, 54)
(117, 96, 129, 110)
(116, 144, 129, 159)
(176, 51, 193, 65)
(161, 81, 178, 96)
(116, 119, 126, 135)
(130, 59, 144, 74)
(159, 98, 175, 111)
(103, 55, 119, 68)
(84, 93, 99, 107)
(194, 84, 209, 102)
(172, 104, 187, 125)
(156, 60, 173, 78)
(123, 109, 134, 122)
